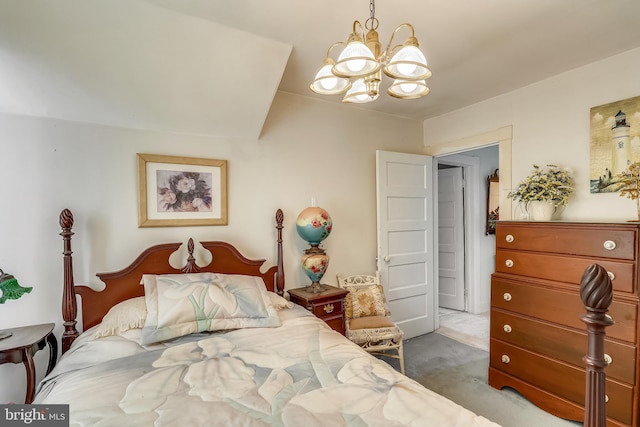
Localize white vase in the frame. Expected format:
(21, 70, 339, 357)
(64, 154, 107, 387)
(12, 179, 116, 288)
(527, 201, 555, 221)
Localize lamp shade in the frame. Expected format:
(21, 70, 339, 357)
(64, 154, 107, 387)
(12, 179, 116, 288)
(333, 39, 380, 78)
(384, 45, 431, 80)
(387, 79, 430, 99)
(0, 269, 32, 304)
(296, 207, 332, 246)
(343, 78, 378, 104)
(310, 63, 351, 95)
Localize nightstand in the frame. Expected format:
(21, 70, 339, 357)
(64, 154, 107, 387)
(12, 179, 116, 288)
(288, 284, 349, 335)
(0, 323, 57, 403)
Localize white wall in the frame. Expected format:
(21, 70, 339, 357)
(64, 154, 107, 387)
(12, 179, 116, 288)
(0, 91, 423, 403)
(424, 47, 640, 222)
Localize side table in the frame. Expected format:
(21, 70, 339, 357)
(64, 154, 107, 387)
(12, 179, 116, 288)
(0, 323, 57, 403)
(288, 284, 348, 335)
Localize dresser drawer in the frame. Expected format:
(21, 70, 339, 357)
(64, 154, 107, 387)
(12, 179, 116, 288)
(491, 276, 637, 343)
(491, 309, 636, 384)
(495, 250, 635, 293)
(497, 223, 636, 260)
(490, 339, 634, 425)
(310, 298, 344, 318)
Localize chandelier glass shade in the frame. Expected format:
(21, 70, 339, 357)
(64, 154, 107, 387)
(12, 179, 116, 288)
(309, 55, 352, 95)
(333, 31, 381, 78)
(385, 43, 432, 80)
(344, 77, 380, 103)
(387, 79, 429, 99)
(310, 0, 431, 103)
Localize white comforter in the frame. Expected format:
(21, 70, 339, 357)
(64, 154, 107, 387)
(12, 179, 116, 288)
(36, 306, 500, 426)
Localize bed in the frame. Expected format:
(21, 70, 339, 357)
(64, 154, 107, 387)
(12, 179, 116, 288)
(34, 208, 502, 426)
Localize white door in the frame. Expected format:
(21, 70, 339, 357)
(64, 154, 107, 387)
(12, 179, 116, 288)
(376, 150, 434, 339)
(437, 167, 465, 310)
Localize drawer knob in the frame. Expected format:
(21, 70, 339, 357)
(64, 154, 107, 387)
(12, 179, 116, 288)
(503, 292, 512, 302)
(323, 304, 334, 314)
(603, 240, 617, 250)
(501, 354, 511, 364)
(503, 324, 512, 333)
(505, 234, 514, 243)
(604, 353, 612, 365)
(505, 259, 514, 268)
(607, 271, 615, 281)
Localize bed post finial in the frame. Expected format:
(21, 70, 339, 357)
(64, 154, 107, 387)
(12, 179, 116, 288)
(182, 238, 201, 273)
(580, 263, 614, 427)
(60, 209, 79, 353)
(275, 209, 285, 296)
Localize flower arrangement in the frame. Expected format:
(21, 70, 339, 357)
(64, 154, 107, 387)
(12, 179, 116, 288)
(616, 162, 640, 221)
(158, 172, 212, 212)
(507, 164, 574, 208)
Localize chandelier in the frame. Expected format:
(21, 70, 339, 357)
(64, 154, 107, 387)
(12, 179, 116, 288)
(310, 0, 431, 104)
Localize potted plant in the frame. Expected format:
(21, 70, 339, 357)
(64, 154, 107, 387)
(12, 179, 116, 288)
(616, 162, 640, 221)
(507, 164, 574, 220)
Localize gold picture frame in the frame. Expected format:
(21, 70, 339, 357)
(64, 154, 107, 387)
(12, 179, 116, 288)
(137, 153, 228, 227)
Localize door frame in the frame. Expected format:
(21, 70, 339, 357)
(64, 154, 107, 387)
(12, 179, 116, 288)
(426, 125, 513, 329)
(435, 154, 480, 314)
(436, 165, 466, 311)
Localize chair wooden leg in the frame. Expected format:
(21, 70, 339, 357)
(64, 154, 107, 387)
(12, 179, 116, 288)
(398, 341, 405, 375)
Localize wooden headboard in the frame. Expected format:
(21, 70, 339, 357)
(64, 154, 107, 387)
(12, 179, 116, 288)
(59, 208, 285, 353)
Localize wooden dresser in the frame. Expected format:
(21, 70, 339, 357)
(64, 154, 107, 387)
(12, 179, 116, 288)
(489, 221, 640, 427)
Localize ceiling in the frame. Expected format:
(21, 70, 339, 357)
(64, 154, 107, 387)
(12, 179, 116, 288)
(1, 0, 640, 139)
(153, 0, 640, 120)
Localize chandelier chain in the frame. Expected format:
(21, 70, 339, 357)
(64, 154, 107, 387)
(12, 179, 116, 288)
(366, 0, 379, 31)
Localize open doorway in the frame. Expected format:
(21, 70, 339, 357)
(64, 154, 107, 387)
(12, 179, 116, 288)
(435, 145, 498, 350)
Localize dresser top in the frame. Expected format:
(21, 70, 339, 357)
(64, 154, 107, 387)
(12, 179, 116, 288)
(498, 220, 640, 226)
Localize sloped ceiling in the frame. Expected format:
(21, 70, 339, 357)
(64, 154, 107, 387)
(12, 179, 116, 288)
(0, 0, 291, 139)
(148, 0, 640, 122)
(1, 1, 640, 139)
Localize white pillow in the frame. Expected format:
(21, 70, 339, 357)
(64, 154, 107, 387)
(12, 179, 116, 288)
(140, 272, 281, 345)
(269, 292, 294, 310)
(93, 297, 147, 339)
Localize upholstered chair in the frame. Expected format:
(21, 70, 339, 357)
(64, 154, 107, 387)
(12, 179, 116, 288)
(336, 272, 405, 374)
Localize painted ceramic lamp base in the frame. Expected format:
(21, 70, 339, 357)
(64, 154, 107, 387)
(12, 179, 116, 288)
(302, 252, 329, 293)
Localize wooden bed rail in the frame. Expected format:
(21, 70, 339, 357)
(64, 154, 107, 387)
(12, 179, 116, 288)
(579, 263, 614, 427)
(59, 208, 285, 353)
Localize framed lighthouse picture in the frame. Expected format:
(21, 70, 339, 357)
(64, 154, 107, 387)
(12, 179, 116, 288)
(590, 95, 640, 193)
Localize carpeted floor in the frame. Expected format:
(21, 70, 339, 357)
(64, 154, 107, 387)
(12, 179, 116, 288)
(383, 333, 583, 427)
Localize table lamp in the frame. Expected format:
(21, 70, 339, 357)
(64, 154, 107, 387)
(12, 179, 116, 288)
(0, 268, 33, 339)
(296, 200, 333, 293)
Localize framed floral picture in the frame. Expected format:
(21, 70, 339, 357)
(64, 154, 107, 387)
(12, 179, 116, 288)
(137, 153, 228, 227)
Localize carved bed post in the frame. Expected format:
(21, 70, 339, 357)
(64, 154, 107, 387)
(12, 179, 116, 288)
(275, 209, 285, 296)
(59, 209, 79, 354)
(579, 263, 614, 427)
